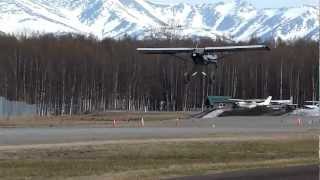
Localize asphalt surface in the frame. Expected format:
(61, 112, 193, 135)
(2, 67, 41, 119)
(170, 165, 319, 180)
(0, 127, 220, 145)
(0, 116, 319, 145)
(0, 116, 318, 180)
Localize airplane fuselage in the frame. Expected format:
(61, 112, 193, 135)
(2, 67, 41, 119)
(191, 52, 218, 65)
(234, 96, 272, 109)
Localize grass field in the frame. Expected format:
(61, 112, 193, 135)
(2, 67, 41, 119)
(0, 137, 317, 180)
(0, 112, 191, 128)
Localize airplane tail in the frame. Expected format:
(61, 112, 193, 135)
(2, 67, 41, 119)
(260, 96, 272, 106)
(290, 96, 293, 104)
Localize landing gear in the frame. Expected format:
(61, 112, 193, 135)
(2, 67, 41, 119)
(183, 65, 201, 84)
(183, 64, 217, 84)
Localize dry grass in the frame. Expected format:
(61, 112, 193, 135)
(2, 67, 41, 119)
(0, 112, 191, 128)
(68, 158, 316, 180)
(0, 138, 317, 180)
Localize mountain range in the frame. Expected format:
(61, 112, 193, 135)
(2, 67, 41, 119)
(0, 0, 319, 41)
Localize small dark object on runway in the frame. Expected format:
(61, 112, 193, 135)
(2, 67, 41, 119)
(169, 165, 318, 180)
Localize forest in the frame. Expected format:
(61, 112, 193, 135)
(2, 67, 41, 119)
(0, 33, 318, 115)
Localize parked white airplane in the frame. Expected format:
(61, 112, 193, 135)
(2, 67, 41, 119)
(271, 96, 293, 105)
(268, 97, 298, 110)
(304, 101, 320, 109)
(230, 96, 272, 109)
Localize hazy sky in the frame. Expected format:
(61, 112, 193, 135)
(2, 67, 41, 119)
(151, 0, 319, 9)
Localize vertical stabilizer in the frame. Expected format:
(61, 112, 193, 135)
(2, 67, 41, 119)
(290, 96, 294, 104)
(260, 96, 272, 106)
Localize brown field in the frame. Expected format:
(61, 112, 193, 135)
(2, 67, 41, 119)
(0, 111, 191, 128)
(0, 136, 317, 180)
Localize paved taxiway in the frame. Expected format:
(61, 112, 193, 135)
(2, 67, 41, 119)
(0, 116, 319, 145)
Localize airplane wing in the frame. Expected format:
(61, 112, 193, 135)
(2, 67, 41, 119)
(204, 45, 270, 53)
(229, 96, 271, 103)
(229, 99, 245, 102)
(136, 48, 194, 54)
(271, 100, 291, 103)
(228, 99, 253, 103)
(137, 45, 270, 54)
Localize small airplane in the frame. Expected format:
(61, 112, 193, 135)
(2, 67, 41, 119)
(304, 101, 320, 109)
(229, 96, 272, 109)
(269, 97, 297, 110)
(137, 45, 270, 82)
(271, 96, 294, 105)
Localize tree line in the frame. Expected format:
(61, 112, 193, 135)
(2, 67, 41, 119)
(0, 33, 318, 115)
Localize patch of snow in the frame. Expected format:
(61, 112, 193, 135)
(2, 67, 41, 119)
(290, 108, 320, 117)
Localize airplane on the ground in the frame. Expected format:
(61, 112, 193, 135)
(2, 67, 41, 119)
(304, 101, 320, 109)
(229, 96, 272, 109)
(269, 97, 297, 110)
(271, 96, 294, 105)
(137, 45, 270, 82)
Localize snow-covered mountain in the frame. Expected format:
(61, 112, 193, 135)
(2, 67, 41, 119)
(0, 0, 318, 41)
